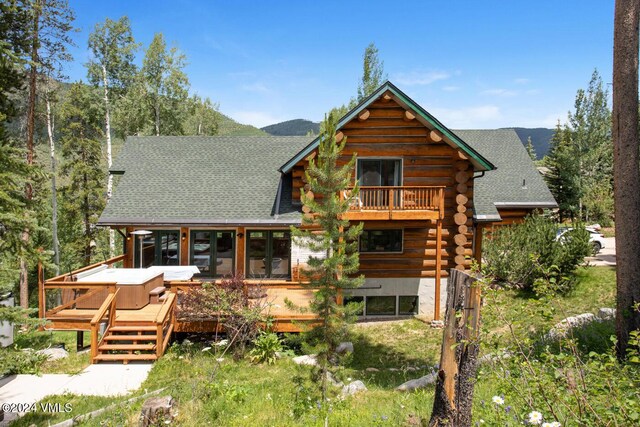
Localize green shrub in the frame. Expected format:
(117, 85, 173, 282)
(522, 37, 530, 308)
(482, 215, 591, 295)
(249, 332, 282, 365)
(0, 347, 48, 376)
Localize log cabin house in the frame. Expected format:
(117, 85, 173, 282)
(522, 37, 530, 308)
(38, 82, 556, 363)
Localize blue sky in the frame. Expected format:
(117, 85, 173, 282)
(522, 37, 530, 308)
(66, 0, 615, 129)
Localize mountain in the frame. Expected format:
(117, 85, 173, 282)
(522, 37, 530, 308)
(216, 112, 268, 136)
(261, 119, 320, 136)
(508, 127, 555, 159)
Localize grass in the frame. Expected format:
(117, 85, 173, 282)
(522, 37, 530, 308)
(7, 266, 618, 426)
(12, 329, 91, 374)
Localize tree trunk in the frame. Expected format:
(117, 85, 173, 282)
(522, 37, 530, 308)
(20, 0, 41, 308)
(102, 65, 116, 258)
(613, 0, 640, 360)
(46, 92, 60, 275)
(155, 97, 160, 136)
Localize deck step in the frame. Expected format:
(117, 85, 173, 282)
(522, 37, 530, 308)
(93, 353, 157, 362)
(109, 325, 157, 332)
(98, 343, 156, 351)
(103, 334, 157, 341)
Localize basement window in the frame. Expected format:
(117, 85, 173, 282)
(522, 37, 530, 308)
(365, 296, 396, 316)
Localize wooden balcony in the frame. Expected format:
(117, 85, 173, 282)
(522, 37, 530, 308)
(342, 186, 445, 220)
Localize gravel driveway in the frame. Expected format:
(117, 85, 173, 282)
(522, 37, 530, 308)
(586, 237, 616, 266)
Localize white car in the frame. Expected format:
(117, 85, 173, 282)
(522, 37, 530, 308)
(556, 227, 605, 255)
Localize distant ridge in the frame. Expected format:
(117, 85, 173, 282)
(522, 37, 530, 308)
(262, 119, 320, 136)
(508, 127, 555, 159)
(216, 112, 268, 136)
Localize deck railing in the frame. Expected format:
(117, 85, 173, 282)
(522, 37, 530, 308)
(343, 186, 444, 216)
(155, 292, 177, 358)
(90, 288, 119, 361)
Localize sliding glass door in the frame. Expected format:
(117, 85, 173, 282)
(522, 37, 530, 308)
(190, 230, 235, 277)
(247, 230, 291, 278)
(134, 230, 180, 267)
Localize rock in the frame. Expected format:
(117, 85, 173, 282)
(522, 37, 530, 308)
(36, 347, 69, 361)
(388, 367, 400, 372)
(365, 367, 379, 373)
(406, 366, 418, 372)
(341, 380, 367, 396)
(547, 313, 597, 339)
(139, 396, 173, 427)
(597, 308, 616, 320)
(336, 342, 354, 354)
(396, 373, 438, 392)
(292, 354, 318, 366)
(324, 371, 343, 387)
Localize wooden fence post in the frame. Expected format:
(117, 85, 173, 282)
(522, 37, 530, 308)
(429, 269, 482, 427)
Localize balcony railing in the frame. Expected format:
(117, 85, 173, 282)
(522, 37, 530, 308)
(341, 186, 445, 220)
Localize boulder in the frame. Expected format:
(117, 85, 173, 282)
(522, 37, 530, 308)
(597, 308, 616, 320)
(36, 347, 69, 361)
(336, 342, 354, 354)
(139, 396, 173, 427)
(292, 354, 318, 366)
(396, 373, 438, 392)
(341, 380, 367, 396)
(547, 313, 597, 339)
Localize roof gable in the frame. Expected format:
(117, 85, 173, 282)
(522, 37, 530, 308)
(280, 81, 495, 173)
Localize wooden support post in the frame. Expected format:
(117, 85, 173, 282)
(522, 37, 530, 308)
(37, 256, 44, 320)
(76, 331, 84, 352)
(429, 269, 482, 427)
(237, 227, 245, 276)
(434, 219, 442, 320)
(180, 227, 189, 266)
(473, 224, 484, 267)
(124, 227, 134, 268)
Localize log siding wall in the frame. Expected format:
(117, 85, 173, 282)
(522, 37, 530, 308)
(292, 96, 476, 279)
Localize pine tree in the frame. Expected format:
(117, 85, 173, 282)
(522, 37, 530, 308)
(291, 113, 364, 405)
(58, 83, 105, 266)
(544, 121, 580, 221)
(525, 136, 537, 161)
(87, 16, 138, 258)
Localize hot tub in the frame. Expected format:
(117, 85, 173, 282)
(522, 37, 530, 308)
(75, 268, 164, 309)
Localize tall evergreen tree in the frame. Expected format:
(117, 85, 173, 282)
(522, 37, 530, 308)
(356, 42, 386, 102)
(141, 33, 189, 136)
(544, 121, 580, 221)
(58, 83, 105, 266)
(87, 16, 138, 258)
(525, 136, 537, 161)
(612, 0, 640, 360)
(291, 113, 363, 406)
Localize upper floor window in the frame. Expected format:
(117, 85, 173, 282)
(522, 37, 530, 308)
(357, 159, 401, 187)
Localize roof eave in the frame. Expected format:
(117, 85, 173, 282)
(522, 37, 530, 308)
(97, 217, 302, 228)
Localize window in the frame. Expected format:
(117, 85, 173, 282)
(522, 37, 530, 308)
(343, 296, 364, 316)
(190, 231, 235, 277)
(357, 159, 401, 186)
(365, 296, 396, 316)
(134, 230, 180, 268)
(247, 230, 291, 278)
(398, 296, 419, 315)
(359, 229, 403, 253)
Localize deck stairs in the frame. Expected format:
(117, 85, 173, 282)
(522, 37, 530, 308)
(94, 324, 159, 363)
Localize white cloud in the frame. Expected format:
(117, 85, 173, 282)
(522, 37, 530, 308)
(229, 111, 286, 128)
(514, 78, 531, 84)
(240, 82, 271, 93)
(429, 105, 502, 128)
(393, 70, 450, 86)
(480, 88, 519, 97)
(442, 85, 460, 92)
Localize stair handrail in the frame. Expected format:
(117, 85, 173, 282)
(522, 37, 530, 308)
(155, 292, 176, 358)
(90, 287, 119, 361)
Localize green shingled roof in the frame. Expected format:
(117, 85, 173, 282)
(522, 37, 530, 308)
(455, 129, 557, 221)
(99, 136, 313, 226)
